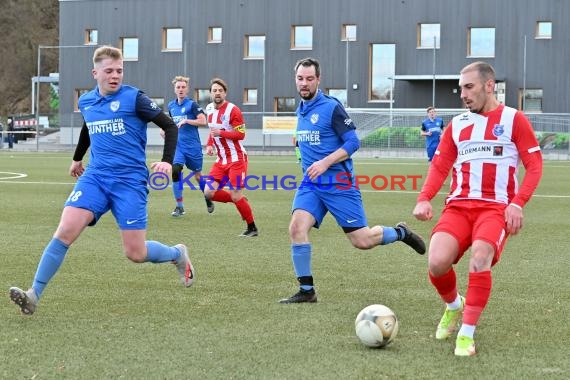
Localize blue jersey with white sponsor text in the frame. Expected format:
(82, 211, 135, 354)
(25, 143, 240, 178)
(421, 117, 444, 149)
(296, 90, 357, 184)
(78, 85, 162, 181)
(167, 98, 205, 155)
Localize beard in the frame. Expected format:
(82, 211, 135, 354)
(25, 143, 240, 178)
(298, 88, 316, 101)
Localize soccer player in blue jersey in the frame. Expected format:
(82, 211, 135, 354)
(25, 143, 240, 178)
(9, 46, 195, 316)
(279, 57, 426, 303)
(420, 106, 445, 162)
(166, 75, 214, 217)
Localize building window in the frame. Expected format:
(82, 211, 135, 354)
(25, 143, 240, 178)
(85, 29, 98, 45)
(162, 28, 183, 51)
(74, 89, 90, 111)
(370, 43, 395, 101)
(519, 89, 543, 112)
(536, 21, 552, 39)
(418, 23, 440, 48)
(120, 37, 139, 60)
(327, 89, 347, 107)
(195, 89, 211, 110)
(149, 97, 165, 112)
(274, 97, 296, 112)
(342, 24, 357, 41)
(244, 88, 258, 105)
(209, 27, 222, 43)
(291, 25, 313, 49)
(468, 27, 495, 57)
(245, 35, 265, 59)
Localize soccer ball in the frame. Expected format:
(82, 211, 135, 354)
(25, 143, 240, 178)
(354, 304, 399, 348)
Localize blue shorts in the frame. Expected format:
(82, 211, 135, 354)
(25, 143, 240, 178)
(426, 146, 437, 161)
(292, 183, 367, 229)
(64, 171, 148, 230)
(174, 148, 203, 172)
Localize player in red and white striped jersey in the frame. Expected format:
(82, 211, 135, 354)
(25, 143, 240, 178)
(203, 78, 258, 237)
(413, 62, 543, 356)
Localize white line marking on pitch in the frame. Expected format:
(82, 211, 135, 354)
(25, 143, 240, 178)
(0, 172, 28, 180)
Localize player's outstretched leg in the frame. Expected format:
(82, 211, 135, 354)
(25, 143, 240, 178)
(9, 287, 39, 315)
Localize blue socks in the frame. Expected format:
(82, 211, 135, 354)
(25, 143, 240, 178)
(145, 241, 180, 263)
(291, 243, 313, 291)
(30, 239, 180, 299)
(380, 226, 402, 245)
(172, 181, 184, 207)
(32, 238, 69, 298)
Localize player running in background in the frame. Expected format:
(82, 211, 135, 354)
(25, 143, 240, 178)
(166, 75, 214, 217)
(9, 46, 194, 316)
(413, 61, 543, 356)
(203, 77, 258, 237)
(279, 57, 426, 304)
(420, 106, 445, 162)
(292, 130, 302, 164)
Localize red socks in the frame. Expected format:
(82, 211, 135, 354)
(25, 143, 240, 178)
(429, 268, 458, 303)
(212, 190, 232, 203)
(235, 197, 254, 224)
(463, 271, 492, 326)
(430, 269, 492, 326)
(211, 191, 255, 224)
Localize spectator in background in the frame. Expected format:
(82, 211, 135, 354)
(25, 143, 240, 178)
(7, 117, 14, 149)
(420, 106, 444, 162)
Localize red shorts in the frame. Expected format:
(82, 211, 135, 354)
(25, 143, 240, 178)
(433, 200, 509, 266)
(207, 160, 248, 189)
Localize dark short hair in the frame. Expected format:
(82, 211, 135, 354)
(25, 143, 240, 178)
(209, 77, 228, 92)
(294, 57, 320, 77)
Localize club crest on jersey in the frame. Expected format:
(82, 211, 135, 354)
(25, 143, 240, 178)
(110, 101, 120, 112)
(310, 113, 319, 124)
(181, 107, 186, 113)
(493, 124, 504, 137)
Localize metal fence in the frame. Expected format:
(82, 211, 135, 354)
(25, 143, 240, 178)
(4, 109, 569, 160)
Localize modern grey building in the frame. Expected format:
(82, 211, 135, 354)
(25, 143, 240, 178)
(57, 0, 569, 132)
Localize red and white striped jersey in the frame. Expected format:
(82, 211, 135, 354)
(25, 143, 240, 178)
(419, 104, 542, 207)
(207, 101, 247, 165)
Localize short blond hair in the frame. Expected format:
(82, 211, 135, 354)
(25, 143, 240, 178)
(172, 76, 190, 85)
(92, 46, 122, 65)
